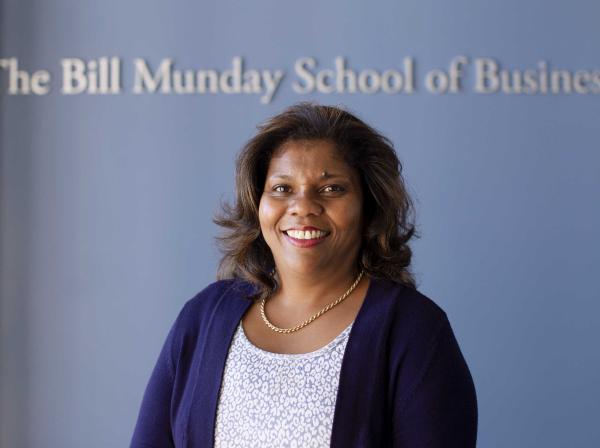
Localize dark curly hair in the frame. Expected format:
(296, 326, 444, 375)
(213, 102, 419, 301)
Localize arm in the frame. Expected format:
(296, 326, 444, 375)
(130, 306, 187, 448)
(392, 315, 478, 447)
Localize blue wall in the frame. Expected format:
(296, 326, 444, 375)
(1, 1, 599, 446)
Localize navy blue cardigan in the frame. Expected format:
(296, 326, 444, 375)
(131, 277, 477, 447)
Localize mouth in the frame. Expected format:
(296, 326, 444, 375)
(282, 229, 330, 240)
(281, 229, 330, 248)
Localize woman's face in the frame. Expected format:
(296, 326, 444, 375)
(258, 139, 364, 276)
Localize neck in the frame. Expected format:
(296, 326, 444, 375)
(270, 261, 364, 311)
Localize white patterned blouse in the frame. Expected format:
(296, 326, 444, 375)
(213, 319, 355, 447)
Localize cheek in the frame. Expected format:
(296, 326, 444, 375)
(258, 196, 280, 232)
(337, 198, 363, 230)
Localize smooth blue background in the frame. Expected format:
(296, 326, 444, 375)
(1, 1, 598, 447)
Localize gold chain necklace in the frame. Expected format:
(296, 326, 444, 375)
(259, 269, 365, 334)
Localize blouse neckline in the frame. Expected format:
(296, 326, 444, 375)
(238, 320, 355, 360)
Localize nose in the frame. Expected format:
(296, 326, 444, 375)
(288, 191, 323, 217)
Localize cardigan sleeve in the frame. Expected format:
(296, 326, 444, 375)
(130, 303, 188, 448)
(392, 314, 478, 447)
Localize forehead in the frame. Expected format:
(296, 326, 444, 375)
(267, 139, 354, 177)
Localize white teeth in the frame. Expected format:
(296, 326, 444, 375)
(286, 230, 328, 239)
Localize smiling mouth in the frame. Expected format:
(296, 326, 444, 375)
(283, 229, 330, 240)
(281, 229, 330, 248)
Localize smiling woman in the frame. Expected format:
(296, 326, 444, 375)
(130, 102, 478, 447)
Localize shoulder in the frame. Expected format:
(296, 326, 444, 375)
(368, 278, 452, 363)
(161, 278, 255, 365)
(183, 278, 251, 310)
(370, 279, 471, 398)
(169, 279, 255, 333)
(175, 278, 255, 329)
(371, 277, 448, 332)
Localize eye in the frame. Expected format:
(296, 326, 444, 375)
(272, 184, 291, 193)
(321, 185, 345, 193)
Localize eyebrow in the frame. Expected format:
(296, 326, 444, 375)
(269, 173, 349, 180)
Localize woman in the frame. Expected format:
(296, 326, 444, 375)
(131, 102, 478, 447)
